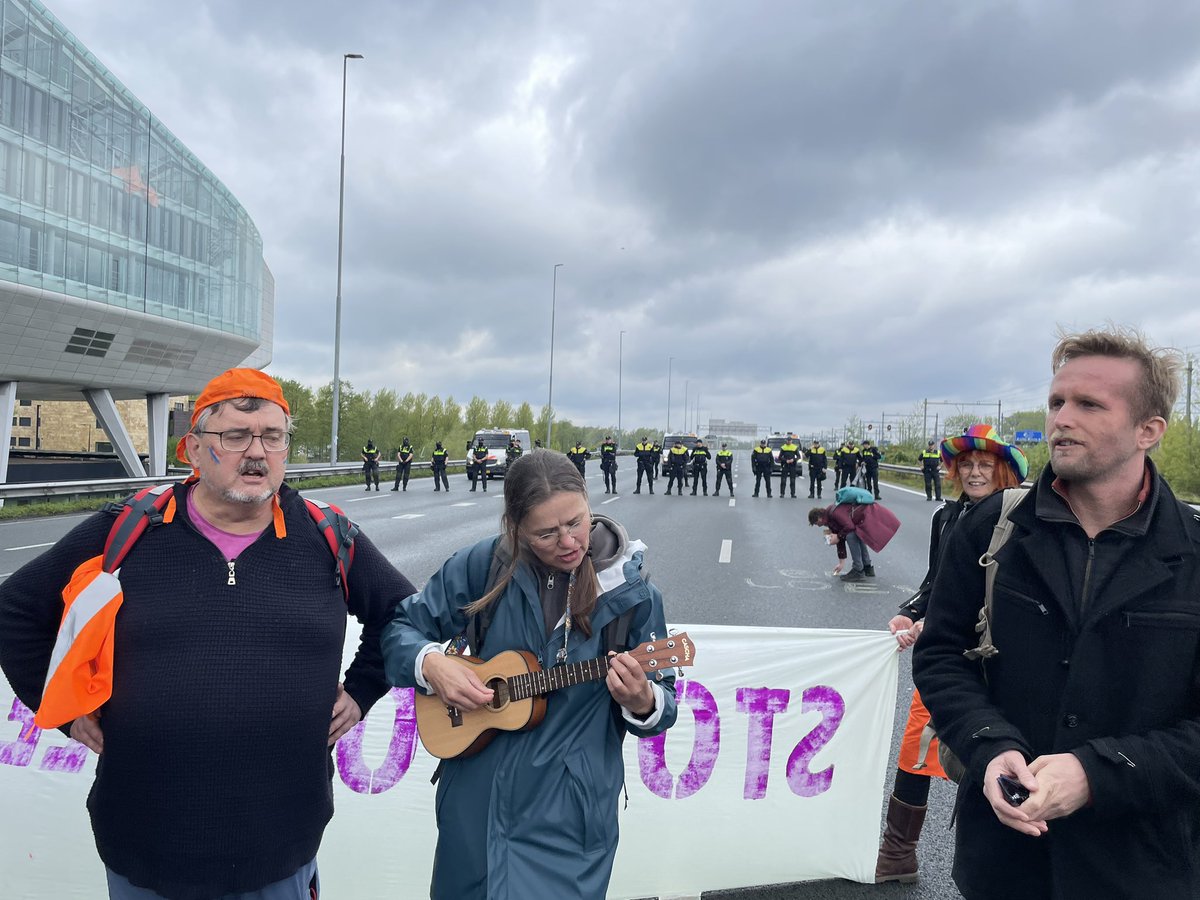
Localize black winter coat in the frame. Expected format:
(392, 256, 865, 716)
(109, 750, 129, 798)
(914, 461, 1200, 900)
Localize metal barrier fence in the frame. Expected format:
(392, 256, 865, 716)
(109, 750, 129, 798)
(0, 458, 932, 504)
(0, 459, 467, 503)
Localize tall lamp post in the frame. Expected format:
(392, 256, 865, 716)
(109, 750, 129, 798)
(331, 51, 363, 463)
(617, 330, 625, 445)
(545, 263, 564, 448)
(666, 357, 675, 432)
(683, 380, 689, 433)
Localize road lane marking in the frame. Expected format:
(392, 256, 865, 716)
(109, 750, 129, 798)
(5, 542, 54, 552)
(391, 514, 426, 520)
(718, 540, 732, 563)
(728, 498, 735, 507)
(451, 502, 477, 507)
(601, 496, 620, 505)
(347, 494, 389, 502)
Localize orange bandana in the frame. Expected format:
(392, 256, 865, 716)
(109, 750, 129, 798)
(176, 368, 290, 467)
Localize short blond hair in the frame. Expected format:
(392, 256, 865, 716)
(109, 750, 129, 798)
(1051, 325, 1182, 424)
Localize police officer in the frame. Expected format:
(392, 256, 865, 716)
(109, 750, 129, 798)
(505, 437, 523, 471)
(391, 438, 414, 491)
(664, 439, 690, 495)
(806, 439, 828, 498)
(690, 438, 712, 496)
(599, 435, 618, 494)
(714, 443, 734, 497)
(431, 441, 450, 492)
(567, 441, 591, 477)
(634, 436, 656, 494)
(777, 433, 802, 498)
(751, 438, 774, 498)
(651, 439, 663, 479)
(860, 438, 883, 499)
(470, 439, 490, 491)
(362, 439, 381, 491)
(836, 440, 860, 489)
(920, 439, 943, 501)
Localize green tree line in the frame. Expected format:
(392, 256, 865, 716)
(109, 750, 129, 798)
(274, 379, 667, 463)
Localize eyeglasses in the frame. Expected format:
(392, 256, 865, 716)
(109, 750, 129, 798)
(525, 518, 588, 548)
(196, 429, 290, 452)
(958, 458, 996, 474)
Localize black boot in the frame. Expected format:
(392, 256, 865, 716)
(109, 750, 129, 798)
(875, 796, 926, 884)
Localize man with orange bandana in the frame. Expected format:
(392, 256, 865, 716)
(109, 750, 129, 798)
(0, 368, 415, 900)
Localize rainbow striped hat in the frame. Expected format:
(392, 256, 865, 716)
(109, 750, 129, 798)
(940, 424, 1029, 481)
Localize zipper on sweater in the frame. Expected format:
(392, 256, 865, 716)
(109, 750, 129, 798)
(227, 559, 236, 586)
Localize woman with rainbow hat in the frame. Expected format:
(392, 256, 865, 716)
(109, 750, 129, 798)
(875, 423, 1028, 884)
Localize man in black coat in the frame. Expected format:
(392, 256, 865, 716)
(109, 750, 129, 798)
(914, 327, 1200, 900)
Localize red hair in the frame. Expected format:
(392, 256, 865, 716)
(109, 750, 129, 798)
(946, 449, 1023, 495)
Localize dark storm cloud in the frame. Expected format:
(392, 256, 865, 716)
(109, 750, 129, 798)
(44, 0, 1200, 433)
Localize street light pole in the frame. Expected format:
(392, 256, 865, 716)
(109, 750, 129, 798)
(618, 330, 625, 445)
(683, 380, 689, 433)
(546, 263, 564, 448)
(666, 357, 674, 431)
(331, 51, 363, 463)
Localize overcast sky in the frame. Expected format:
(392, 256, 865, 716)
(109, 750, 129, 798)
(48, 0, 1200, 435)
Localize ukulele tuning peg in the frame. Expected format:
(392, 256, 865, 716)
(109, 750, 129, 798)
(654, 671, 664, 682)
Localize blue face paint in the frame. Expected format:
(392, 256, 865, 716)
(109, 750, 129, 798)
(209, 446, 221, 464)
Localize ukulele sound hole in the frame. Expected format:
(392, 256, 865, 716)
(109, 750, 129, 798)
(485, 677, 511, 710)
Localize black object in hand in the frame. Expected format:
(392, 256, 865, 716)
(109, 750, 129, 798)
(997, 774, 1030, 806)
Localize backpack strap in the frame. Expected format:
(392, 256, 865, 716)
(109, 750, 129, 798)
(966, 487, 1030, 660)
(304, 499, 359, 602)
(101, 484, 177, 572)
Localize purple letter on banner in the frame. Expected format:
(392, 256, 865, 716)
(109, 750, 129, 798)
(736, 687, 791, 800)
(785, 685, 845, 797)
(40, 739, 89, 773)
(336, 687, 417, 794)
(638, 678, 719, 799)
(0, 698, 39, 767)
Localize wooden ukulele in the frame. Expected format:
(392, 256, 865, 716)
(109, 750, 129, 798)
(415, 632, 696, 760)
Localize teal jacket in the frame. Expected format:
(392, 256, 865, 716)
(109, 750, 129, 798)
(382, 522, 677, 900)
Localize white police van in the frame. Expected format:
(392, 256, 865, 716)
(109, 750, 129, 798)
(472, 427, 531, 478)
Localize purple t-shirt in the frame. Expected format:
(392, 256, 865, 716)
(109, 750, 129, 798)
(186, 487, 265, 560)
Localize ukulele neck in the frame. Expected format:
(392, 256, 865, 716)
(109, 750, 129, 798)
(511, 657, 610, 701)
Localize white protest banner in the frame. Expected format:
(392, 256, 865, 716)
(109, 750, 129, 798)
(0, 624, 897, 897)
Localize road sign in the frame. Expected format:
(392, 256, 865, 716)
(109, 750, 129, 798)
(1014, 430, 1044, 443)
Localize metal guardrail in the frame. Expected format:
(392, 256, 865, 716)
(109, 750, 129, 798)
(0, 459, 470, 502)
(1, 457, 930, 503)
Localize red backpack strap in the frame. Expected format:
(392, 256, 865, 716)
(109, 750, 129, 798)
(101, 484, 177, 573)
(304, 499, 358, 602)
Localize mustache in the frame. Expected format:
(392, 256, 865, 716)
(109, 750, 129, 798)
(237, 460, 269, 476)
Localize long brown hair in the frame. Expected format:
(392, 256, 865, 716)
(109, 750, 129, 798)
(463, 450, 600, 637)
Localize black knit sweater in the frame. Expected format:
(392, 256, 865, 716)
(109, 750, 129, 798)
(0, 483, 415, 899)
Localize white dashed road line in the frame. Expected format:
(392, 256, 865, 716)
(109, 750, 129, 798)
(5, 542, 54, 552)
(719, 539, 732, 564)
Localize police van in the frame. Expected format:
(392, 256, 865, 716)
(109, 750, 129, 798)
(766, 432, 798, 473)
(471, 427, 531, 478)
(661, 432, 701, 468)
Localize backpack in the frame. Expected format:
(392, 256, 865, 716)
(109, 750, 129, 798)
(937, 487, 1030, 782)
(834, 485, 875, 506)
(35, 483, 359, 730)
(103, 483, 358, 600)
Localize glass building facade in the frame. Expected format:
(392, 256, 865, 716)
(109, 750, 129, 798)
(0, 0, 263, 340)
